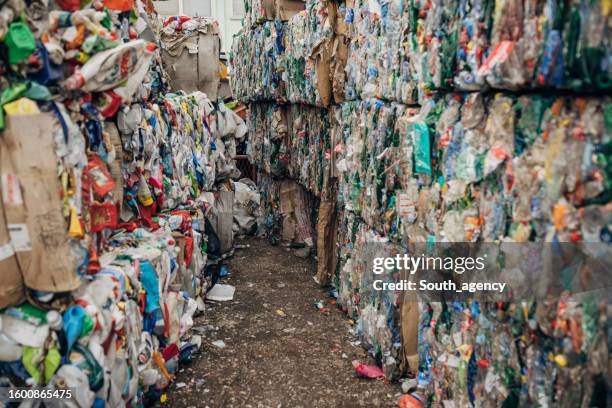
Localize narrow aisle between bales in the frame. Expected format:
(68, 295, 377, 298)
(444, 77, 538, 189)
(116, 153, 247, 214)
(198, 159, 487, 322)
(171, 238, 401, 408)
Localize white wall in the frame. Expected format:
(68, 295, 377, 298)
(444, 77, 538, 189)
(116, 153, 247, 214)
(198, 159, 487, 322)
(153, 0, 244, 54)
(153, 0, 179, 15)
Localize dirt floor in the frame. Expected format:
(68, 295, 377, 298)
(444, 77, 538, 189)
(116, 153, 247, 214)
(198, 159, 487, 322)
(170, 237, 402, 408)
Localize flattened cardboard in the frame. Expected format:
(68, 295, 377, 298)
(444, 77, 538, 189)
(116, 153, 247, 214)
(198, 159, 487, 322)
(331, 35, 348, 104)
(2, 114, 80, 292)
(399, 275, 419, 374)
(0, 139, 25, 308)
(263, 0, 276, 20)
(105, 121, 124, 211)
(315, 199, 338, 286)
(275, 0, 305, 21)
(279, 180, 297, 214)
(314, 44, 332, 107)
(162, 33, 220, 99)
(281, 215, 296, 242)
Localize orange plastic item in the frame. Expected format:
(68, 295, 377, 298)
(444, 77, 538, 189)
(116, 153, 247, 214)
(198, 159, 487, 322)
(398, 394, 423, 408)
(153, 351, 173, 383)
(65, 25, 86, 50)
(87, 241, 101, 275)
(102, 0, 135, 11)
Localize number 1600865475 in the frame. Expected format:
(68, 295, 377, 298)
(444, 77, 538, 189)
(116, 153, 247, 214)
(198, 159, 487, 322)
(5, 388, 73, 401)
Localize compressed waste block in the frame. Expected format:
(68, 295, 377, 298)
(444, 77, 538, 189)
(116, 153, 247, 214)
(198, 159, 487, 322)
(0, 1, 248, 405)
(161, 16, 220, 99)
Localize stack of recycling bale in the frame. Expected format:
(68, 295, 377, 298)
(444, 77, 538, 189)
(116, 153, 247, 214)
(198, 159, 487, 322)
(232, 0, 336, 249)
(0, 0, 246, 405)
(233, 0, 611, 405)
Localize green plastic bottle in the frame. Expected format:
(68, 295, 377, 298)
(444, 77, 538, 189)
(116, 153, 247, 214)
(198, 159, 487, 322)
(5, 21, 36, 65)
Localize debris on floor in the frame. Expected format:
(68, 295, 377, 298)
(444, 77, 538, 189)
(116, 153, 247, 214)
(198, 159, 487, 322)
(207, 284, 236, 302)
(172, 239, 401, 407)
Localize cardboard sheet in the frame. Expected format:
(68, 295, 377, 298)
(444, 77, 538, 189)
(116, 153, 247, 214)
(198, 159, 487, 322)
(2, 114, 80, 292)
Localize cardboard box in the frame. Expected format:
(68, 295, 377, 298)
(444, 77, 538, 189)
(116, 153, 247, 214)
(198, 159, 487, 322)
(2, 114, 80, 292)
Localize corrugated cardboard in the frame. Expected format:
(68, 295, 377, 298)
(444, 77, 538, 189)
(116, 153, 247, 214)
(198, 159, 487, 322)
(315, 199, 338, 286)
(399, 279, 419, 374)
(0, 138, 25, 308)
(106, 122, 124, 212)
(275, 0, 305, 21)
(331, 2, 348, 104)
(314, 43, 332, 107)
(281, 215, 296, 242)
(2, 114, 80, 292)
(162, 33, 220, 99)
(263, 0, 276, 20)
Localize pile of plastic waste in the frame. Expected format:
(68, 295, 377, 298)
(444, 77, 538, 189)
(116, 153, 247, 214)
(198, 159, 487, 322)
(335, 211, 404, 379)
(233, 0, 611, 405)
(245, 102, 331, 195)
(0, 0, 245, 405)
(230, 22, 287, 103)
(233, 178, 262, 235)
(232, 0, 349, 106)
(334, 94, 610, 243)
(332, 94, 611, 404)
(282, 0, 333, 106)
(349, 0, 611, 100)
(245, 102, 290, 177)
(285, 105, 333, 195)
(344, 0, 408, 103)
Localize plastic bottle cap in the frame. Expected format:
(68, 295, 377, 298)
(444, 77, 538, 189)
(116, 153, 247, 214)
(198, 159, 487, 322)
(47, 310, 63, 330)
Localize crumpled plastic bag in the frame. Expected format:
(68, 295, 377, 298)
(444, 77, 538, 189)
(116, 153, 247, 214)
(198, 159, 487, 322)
(64, 40, 156, 98)
(233, 179, 261, 234)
